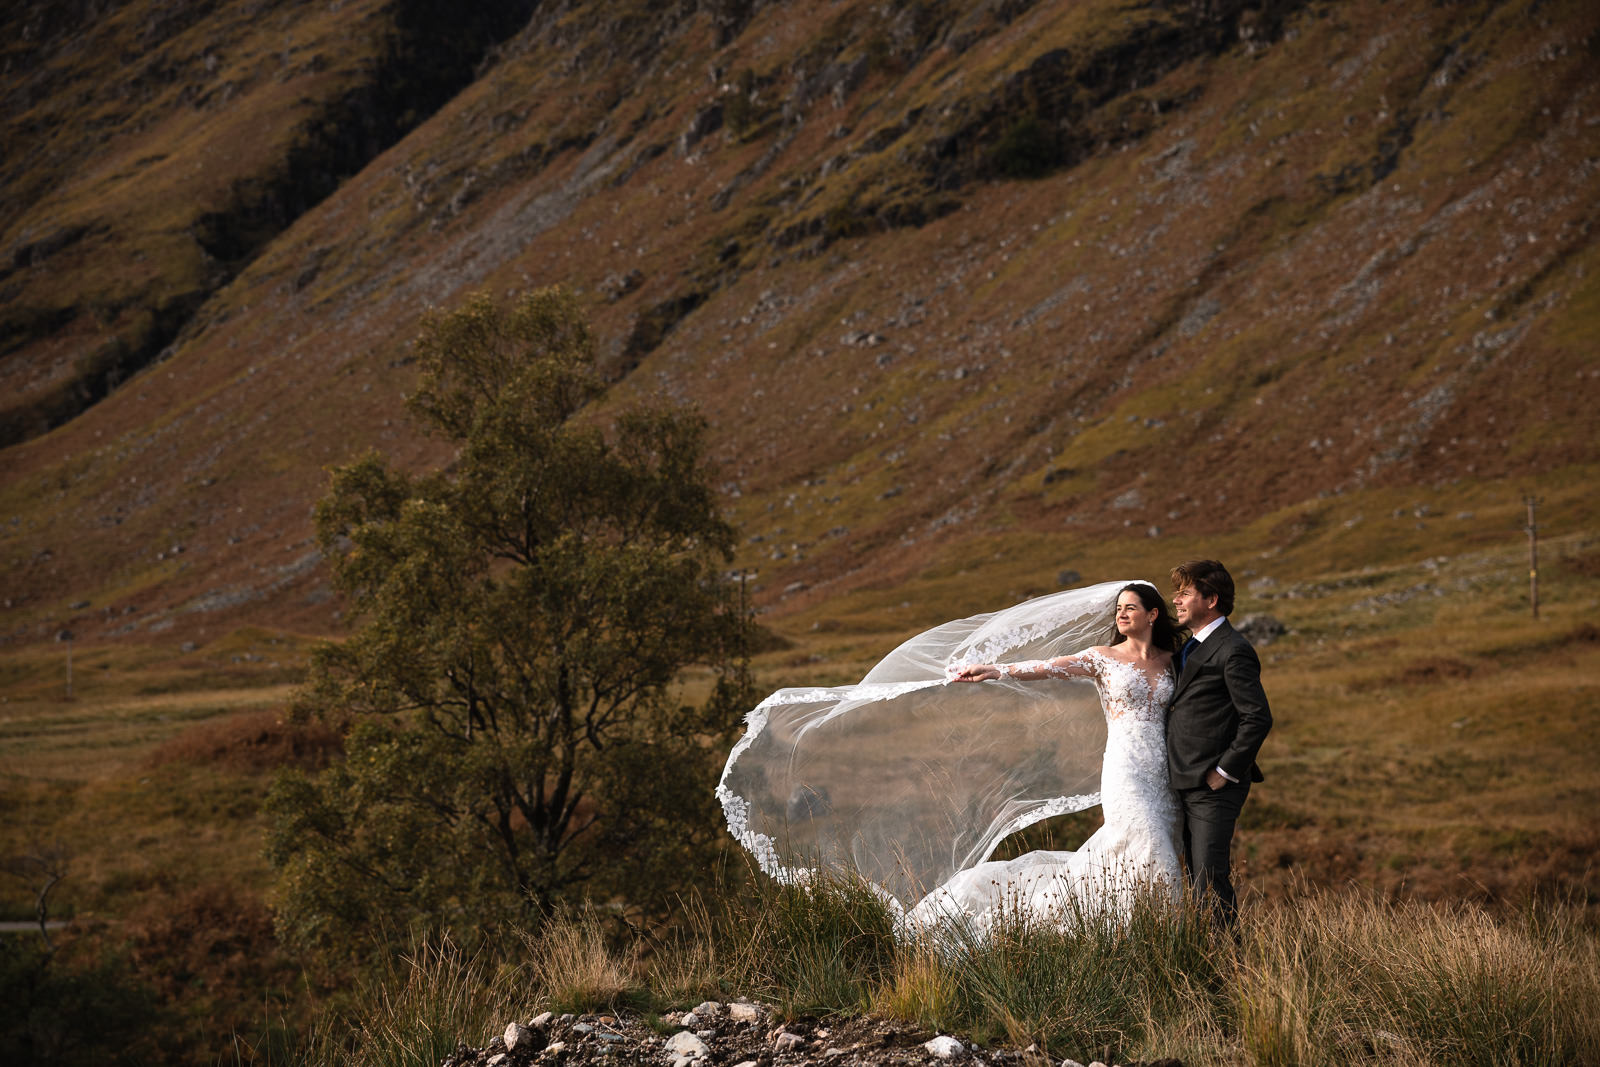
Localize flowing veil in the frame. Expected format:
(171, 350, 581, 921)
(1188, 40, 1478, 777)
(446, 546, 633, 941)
(717, 580, 1132, 913)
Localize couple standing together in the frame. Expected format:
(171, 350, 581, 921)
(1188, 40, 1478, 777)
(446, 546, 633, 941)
(931, 559, 1272, 929)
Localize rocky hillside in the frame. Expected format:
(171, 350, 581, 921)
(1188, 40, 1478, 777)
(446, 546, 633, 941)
(3, 0, 1597, 648)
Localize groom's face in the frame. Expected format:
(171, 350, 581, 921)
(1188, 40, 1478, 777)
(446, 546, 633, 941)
(1172, 584, 1218, 628)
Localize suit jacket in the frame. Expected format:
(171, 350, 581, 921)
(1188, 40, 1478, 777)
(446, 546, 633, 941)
(1166, 620, 1272, 791)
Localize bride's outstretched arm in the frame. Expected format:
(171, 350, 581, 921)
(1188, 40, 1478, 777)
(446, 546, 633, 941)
(952, 652, 1098, 682)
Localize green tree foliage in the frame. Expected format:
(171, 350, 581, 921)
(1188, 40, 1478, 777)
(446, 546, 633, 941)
(266, 287, 749, 957)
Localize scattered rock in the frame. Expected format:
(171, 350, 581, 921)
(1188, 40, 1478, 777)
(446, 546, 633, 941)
(666, 1031, 710, 1062)
(773, 1031, 805, 1052)
(1112, 487, 1144, 510)
(1235, 614, 1287, 645)
(504, 1022, 536, 1051)
(681, 1012, 702, 1028)
(680, 101, 724, 154)
(441, 1006, 1111, 1067)
(600, 268, 644, 301)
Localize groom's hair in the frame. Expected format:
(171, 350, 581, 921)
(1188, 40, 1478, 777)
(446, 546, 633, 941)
(1171, 559, 1235, 616)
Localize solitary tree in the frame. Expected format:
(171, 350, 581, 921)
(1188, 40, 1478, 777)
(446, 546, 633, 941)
(267, 287, 749, 955)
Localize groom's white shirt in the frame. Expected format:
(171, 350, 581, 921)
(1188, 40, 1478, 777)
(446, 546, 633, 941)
(1189, 615, 1238, 783)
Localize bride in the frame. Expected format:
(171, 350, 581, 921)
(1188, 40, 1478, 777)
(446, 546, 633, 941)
(908, 583, 1184, 931)
(716, 579, 1184, 935)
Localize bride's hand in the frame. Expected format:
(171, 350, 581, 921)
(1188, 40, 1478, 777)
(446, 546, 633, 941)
(953, 663, 1001, 682)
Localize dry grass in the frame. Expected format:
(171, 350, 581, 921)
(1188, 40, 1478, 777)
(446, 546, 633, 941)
(1233, 892, 1600, 1067)
(279, 878, 1600, 1067)
(524, 909, 640, 1015)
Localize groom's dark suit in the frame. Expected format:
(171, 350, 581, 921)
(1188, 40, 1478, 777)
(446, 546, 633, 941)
(1167, 620, 1271, 923)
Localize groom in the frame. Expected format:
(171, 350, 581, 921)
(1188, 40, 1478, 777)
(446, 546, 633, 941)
(1167, 559, 1272, 927)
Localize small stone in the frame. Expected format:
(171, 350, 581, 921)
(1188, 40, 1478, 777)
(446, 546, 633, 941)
(727, 1003, 761, 1023)
(544, 1041, 565, 1056)
(1088, 1061, 1109, 1067)
(572, 1023, 594, 1034)
(691, 1000, 721, 1018)
(531, 1012, 555, 1029)
(505, 1023, 535, 1051)
(1235, 613, 1287, 646)
(488, 1056, 507, 1067)
(681, 1012, 701, 1028)
(665, 1032, 710, 1061)
(773, 1032, 805, 1052)
(695, 1030, 717, 1040)
(733, 1061, 758, 1067)
(1061, 1061, 1085, 1067)
(924, 1036, 964, 1059)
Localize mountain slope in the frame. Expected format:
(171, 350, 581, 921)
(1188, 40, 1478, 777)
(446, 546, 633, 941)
(2, 0, 1597, 650)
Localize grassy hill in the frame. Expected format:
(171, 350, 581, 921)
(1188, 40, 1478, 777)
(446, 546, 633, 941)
(1, 0, 1598, 1059)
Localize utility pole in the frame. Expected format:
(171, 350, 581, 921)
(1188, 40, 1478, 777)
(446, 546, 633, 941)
(1524, 496, 1541, 620)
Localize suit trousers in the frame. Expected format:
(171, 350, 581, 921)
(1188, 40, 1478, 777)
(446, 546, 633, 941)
(1178, 777, 1251, 927)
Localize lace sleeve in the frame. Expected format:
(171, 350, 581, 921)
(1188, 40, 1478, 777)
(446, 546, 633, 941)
(1001, 648, 1102, 681)
(992, 646, 1107, 681)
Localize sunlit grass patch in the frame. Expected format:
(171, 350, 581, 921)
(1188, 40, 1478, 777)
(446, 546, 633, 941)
(1236, 892, 1600, 1067)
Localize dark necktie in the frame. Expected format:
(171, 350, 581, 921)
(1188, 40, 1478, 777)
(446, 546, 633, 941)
(1180, 636, 1200, 671)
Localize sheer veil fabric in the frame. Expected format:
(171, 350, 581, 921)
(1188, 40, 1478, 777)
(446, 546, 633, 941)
(716, 580, 1137, 920)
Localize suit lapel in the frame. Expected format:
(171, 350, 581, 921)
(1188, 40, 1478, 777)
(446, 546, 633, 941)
(1172, 620, 1231, 699)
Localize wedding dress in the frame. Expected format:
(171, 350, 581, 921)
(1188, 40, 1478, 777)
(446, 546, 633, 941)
(716, 580, 1182, 935)
(903, 649, 1182, 932)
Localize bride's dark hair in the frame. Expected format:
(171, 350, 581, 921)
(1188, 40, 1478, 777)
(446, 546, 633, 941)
(1107, 582, 1185, 653)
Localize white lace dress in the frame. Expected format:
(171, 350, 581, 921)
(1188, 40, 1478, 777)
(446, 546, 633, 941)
(905, 649, 1182, 932)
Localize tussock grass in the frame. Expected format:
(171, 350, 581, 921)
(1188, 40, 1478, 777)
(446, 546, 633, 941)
(292, 937, 528, 1067)
(725, 873, 900, 1017)
(870, 886, 1223, 1058)
(524, 908, 640, 1015)
(1235, 893, 1600, 1067)
(279, 874, 1600, 1067)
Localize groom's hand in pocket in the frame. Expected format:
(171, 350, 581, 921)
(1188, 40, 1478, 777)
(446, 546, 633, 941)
(1205, 768, 1228, 790)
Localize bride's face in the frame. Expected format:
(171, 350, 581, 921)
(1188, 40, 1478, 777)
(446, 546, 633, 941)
(1115, 592, 1157, 639)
